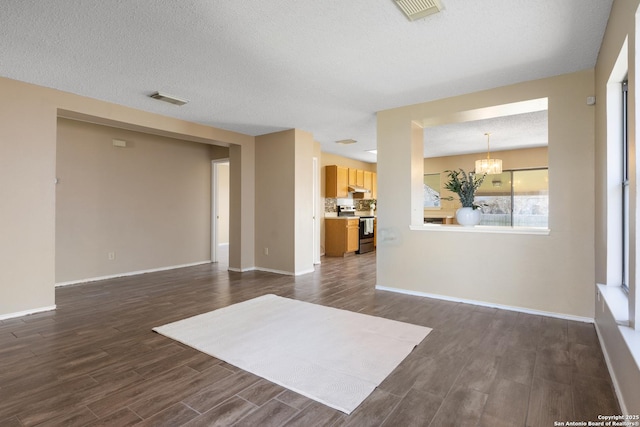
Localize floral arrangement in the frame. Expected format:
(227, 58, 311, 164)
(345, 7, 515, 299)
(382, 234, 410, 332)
(443, 169, 486, 209)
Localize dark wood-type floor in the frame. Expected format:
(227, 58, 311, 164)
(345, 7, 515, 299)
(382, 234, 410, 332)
(0, 252, 620, 426)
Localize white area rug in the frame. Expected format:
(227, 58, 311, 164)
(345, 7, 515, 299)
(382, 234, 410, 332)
(153, 294, 431, 414)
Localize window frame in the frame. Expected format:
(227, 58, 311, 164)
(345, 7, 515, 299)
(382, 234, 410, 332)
(622, 80, 630, 294)
(475, 167, 549, 228)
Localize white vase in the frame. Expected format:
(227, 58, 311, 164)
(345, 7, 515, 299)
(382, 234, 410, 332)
(456, 207, 481, 226)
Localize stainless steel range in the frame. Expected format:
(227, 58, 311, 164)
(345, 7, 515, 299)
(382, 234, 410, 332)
(337, 205, 375, 254)
(337, 205, 356, 217)
(357, 216, 375, 254)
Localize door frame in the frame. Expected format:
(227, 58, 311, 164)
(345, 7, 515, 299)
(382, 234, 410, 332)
(211, 158, 229, 263)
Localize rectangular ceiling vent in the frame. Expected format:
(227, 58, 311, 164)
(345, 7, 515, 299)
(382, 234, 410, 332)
(149, 91, 189, 106)
(394, 0, 443, 21)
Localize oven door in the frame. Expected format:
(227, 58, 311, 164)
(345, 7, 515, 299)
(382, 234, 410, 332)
(357, 217, 375, 254)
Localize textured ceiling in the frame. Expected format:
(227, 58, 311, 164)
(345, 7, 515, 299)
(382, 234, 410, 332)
(0, 1, 612, 162)
(424, 110, 549, 158)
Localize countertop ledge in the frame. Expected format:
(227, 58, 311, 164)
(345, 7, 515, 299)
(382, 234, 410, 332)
(409, 224, 550, 235)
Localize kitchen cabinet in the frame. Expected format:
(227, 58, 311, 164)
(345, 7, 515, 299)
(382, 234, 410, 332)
(354, 171, 377, 200)
(363, 171, 373, 199)
(328, 165, 377, 200)
(325, 218, 359, 256)
(348, 168, 357, 186)
(374, 218, 377, 247)
(326, 165, 348, 198)
(372, 172, 377, 199)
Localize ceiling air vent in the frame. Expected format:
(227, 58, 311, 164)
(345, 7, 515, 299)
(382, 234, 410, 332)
(393, 0, 443, 21)
(149, 91, 189, 106)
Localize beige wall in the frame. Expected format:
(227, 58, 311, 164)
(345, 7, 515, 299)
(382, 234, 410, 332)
(254, 129, 315, 274)
(56, 119, 212, 283)
(255, 130, 296, 273)
(594, 0, 640, 414)
(0, 80, 57, 316)
(424, 146, 548, 174)
(377, 69, 595, 319)
(0, 76, 256, 318)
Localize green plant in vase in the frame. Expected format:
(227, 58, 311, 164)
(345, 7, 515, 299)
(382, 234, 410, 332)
(443, 169, 486, 208)
(443, 169, 486, 226)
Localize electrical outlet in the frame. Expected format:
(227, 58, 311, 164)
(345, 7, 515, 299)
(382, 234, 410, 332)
(108, 251, 116, 260)
(264, 247, 269, 256)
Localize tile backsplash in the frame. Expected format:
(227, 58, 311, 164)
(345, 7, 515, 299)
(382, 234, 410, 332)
(325, 198, 338, 213)
(325, 198, 376, 213)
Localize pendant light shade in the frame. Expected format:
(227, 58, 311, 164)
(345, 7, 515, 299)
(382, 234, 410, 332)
(475, 133, 502, 175)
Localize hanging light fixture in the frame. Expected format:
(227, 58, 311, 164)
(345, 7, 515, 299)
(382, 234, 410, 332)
(475, 132, 503, 175)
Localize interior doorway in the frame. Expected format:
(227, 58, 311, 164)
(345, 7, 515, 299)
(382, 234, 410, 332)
(212, 160, 230, 265)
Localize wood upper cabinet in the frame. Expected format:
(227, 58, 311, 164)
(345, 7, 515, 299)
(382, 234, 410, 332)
(354, 170, 377, 200)
(325, 218, 359, 256)
(372, 172, 377, 199)
(363, 171, 372, 199)
(348, 168, 357, 186)
(325, 165, 348, 198)
(329, 165, 377, 200)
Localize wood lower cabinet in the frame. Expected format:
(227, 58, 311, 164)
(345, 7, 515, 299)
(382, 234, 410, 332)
(374, 218, 377, 247)
(325, 218, 359, 256)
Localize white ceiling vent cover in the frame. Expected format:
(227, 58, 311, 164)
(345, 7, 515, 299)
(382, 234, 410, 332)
(336, 139, 358, 145)
(149, 91, 189, 106)
(394, 0, 443, 21)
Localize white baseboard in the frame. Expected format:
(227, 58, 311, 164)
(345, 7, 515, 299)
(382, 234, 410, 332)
(227, 266, 315, 276)
(55, 261, 212, 287)
(0, 305, 56, 321)
(227, 266, 256, 273)
(255, 267, 296, 276)
(375, 285, 594, 323)
(594, 322, 628, 415)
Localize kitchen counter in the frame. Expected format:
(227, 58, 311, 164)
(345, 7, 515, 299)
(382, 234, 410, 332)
(324, 214, 376, 219)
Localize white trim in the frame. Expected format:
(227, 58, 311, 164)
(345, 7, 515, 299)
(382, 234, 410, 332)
(0, 305, 56, 321)
(295, 268, 316, 276)
(375, 285, 594, 323)
(55, 261, 211, 287)
(594, 321, 629, 415)
(597, 284, 630, 325)
(254, 267, 316, 276)
(211, 158, 230, 264)
(409, 224, 551, 236)
(227, 267, 256, 273)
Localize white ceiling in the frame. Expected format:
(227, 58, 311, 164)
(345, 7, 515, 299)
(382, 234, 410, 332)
(424, 110, 549, 158)
(0, 1, 612, 162)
